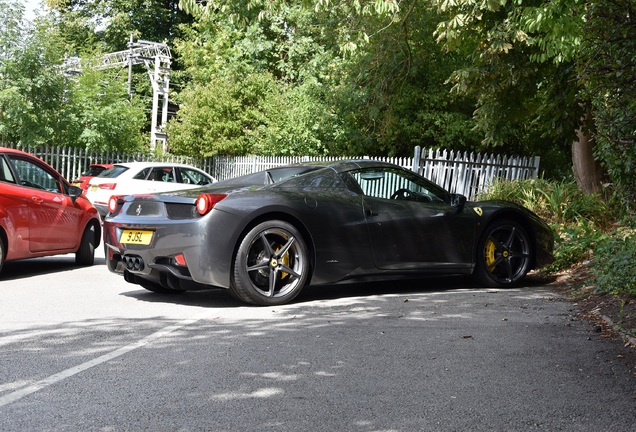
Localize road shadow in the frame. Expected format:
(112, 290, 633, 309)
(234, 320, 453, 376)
(121, 287, 240, 308)
(0, 255, 107, 281)
(120, 271, 558, 309)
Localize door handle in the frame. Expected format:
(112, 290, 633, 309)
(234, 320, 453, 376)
(31, 196, 43, 205)
(365, 208, 378, 217)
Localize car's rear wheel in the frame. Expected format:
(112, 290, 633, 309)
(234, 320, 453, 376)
(474, 219, 532, 287)
(75, 224, 96, 266)
(230, 220, 309, 306)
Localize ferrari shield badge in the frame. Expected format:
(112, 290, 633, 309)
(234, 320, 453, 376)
(473, 207, 483, 217)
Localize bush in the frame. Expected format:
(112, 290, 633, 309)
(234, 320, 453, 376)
(591, 225, 636, 296)
(479, 178, 612, 273)
(548, 221, 609, 272)
(479, 178, 610, 226)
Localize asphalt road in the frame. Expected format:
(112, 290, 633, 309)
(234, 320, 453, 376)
(1, 247, 635, 431)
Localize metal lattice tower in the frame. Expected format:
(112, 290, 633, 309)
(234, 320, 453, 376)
(63, 35, 172, 151)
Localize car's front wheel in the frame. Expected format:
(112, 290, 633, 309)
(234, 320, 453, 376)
(474, 219, 532, 287)
(75, 224, 96, 266)
(230, 220, 310, 306)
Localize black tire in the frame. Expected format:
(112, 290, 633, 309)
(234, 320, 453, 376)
(75, 224, 96, 266)
(0, 236, 5, 274)
(230, 220, 310, 306)
(474, 219, 532, 287)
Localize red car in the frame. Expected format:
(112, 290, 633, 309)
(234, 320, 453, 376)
(0, 147, 101, 273)
(72, 163, 114, 191)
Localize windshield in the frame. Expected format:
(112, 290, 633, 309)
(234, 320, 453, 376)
(97, 165, 129, 178)
(82, 165, 109, 176)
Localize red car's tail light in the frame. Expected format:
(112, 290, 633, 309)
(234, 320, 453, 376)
(196, 193, 227, 215)
(99, 183, 117, 190)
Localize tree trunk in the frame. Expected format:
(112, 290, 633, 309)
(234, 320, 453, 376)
(572, 112, 604, 194)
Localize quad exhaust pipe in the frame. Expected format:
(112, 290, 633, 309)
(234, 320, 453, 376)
(123, 255, 144, 272)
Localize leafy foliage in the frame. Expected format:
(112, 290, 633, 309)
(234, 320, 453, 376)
(69, 68, 147, 151)
(591, 226, 636, 297)
(477, 176, 636, 298)
(47, 0, 194, 52)
(431, 0, 584, 160)
(578, 0, 636, 203)
(479, 178, 611, 271)
(479, 178, 610, 225)
(167, 4, 343, 156)
(1, 3, 71, 146)
(0, 1, 150, 150)
(3, 0, 634, 199)
(170, 0, 482, 156)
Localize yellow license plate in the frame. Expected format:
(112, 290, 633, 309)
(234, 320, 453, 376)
(120, 230, 154, 245)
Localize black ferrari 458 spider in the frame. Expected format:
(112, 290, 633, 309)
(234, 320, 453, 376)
(102, 160, 554, 305)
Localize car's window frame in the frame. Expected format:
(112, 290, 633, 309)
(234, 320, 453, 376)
(178, 167, 213, 185)
(345, 167, 450, 204)
(6, 154, 64, 194)
(0, 155, 16, 184)
(266, 167, 320, 184)
(146, 166, 175, 183)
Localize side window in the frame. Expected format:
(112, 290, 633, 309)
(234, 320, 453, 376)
(0, 157, 16, 183)
(180, 168, 211, 185)
(133, 167, 151, 180)
(9, 156, 61, 193)
(349, 168, 448, 203)
(148, 167, 175, 182)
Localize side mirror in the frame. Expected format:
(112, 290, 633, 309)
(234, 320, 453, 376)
(451, 194, 467, 213)
(68, 185, 82, 204)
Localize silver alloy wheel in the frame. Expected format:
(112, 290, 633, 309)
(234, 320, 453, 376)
(245, 227, 305, 298)
(231, 220, 310, 305)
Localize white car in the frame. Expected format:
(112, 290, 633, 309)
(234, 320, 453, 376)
(85, 161, 216, 216)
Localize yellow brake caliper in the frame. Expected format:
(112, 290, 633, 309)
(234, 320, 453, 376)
(275, 245, 290, 279)
(485, 239, 496, 271)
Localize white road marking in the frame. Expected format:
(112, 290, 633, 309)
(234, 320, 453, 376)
(0, 310, 215, 407)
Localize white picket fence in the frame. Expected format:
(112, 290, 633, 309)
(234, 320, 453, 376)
(412, 146, 541, 199)
(5, 144, 540, 199)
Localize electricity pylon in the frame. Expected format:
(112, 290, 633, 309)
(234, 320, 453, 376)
(63, 35, 172, 151)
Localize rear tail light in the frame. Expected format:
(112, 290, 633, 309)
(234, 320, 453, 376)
(99, 183, 117, 190)
(108, 196, 123, 214)
(196, 193, 227, 215)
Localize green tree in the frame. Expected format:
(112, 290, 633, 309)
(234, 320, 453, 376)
(325, 1, 480, 156)
(173, 0, 482, 157)
(168, 1, 343, 156)
(1, 1, 146, 150)
(431, 0, 605, 191)
(0, 1, 71, 146)
(578, 0, 636, 202)
(46, 0, 193, 52)
(67, 67, 147, 151)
